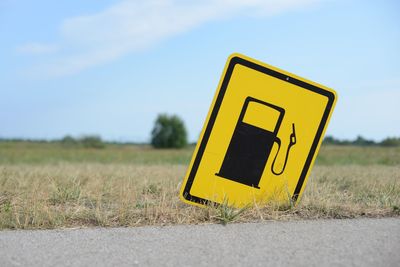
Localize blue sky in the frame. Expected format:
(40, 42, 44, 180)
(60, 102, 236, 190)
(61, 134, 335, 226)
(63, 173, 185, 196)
(1, 0, 399, 142)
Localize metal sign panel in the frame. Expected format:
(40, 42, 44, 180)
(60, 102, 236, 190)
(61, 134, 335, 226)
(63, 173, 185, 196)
(180, 54, 337, 208)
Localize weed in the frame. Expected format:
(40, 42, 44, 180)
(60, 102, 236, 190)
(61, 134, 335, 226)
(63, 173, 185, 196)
(214, 198, 249, 225)
(393, 205, 400, 214)
(49, 178, 81, 205)
(143, 183, 161, 195)
(0, 196, 12, 213)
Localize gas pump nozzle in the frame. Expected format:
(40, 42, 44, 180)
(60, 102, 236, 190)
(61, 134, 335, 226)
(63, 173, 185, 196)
(290, 123, 296, 145)
(271, 123, 297, 176)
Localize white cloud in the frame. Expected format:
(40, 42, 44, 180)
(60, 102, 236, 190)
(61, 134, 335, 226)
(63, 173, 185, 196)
(16, 43, 58, 54)
(21, 0, 318, 78)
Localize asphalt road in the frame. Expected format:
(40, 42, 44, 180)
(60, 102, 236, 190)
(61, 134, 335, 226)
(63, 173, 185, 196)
(0, 218, 399, 267)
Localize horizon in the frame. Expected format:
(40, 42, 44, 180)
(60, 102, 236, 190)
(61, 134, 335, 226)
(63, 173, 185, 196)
(0, 133, 398, 144)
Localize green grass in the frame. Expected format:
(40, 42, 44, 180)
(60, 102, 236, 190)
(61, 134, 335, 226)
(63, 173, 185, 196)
(0, 142, 193, 165)
(1, 142, 399, 165)
(0, 142, 399, 230)
(316, 145, 400, 165)
(209, 197, 250, 225)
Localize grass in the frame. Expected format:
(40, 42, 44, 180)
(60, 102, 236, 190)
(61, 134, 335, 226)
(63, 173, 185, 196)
(0, 143, 399, 229)
(2, 141, 399, 166)
(0, 142, 193, 165)
(316, 145, 400, 165)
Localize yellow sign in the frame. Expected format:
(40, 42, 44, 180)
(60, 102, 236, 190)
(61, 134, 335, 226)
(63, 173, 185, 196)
(180, 53, 337, 208)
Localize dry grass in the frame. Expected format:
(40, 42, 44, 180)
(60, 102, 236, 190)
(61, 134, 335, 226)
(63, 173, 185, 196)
(1, 161, 399, 230)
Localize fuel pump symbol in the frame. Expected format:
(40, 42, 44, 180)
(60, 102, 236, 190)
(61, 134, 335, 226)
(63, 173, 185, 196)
(215, 97, 297, 188)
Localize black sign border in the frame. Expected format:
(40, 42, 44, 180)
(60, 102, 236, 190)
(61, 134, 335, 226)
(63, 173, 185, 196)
(182, 55, 335, 205)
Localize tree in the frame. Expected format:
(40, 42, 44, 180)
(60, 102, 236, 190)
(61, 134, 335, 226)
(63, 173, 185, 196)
(60, 135, 78, 147)
(353, 135, 375, 146)
(80, 135, 105, 149)
(151, 114, 188, 148)
(323, 135, 340, 145)
(380, 137, 400, 147)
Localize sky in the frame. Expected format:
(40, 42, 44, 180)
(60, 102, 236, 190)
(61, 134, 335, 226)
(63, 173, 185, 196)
(1, 0, 399, 142)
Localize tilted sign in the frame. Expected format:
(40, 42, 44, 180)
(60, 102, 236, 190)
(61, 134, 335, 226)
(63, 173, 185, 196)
(180, 54, 337, 208)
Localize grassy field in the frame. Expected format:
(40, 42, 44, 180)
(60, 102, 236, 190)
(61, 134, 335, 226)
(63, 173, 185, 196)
(0, 142, 399, 229)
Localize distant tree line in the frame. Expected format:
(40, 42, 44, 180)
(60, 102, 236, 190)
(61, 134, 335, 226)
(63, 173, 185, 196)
(60, 135, 105, 149)
(1, 120, 398, 149)
(0, 135, 105, 149)
(323, 135, 400, 147)
(1, 134, 399, 148)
